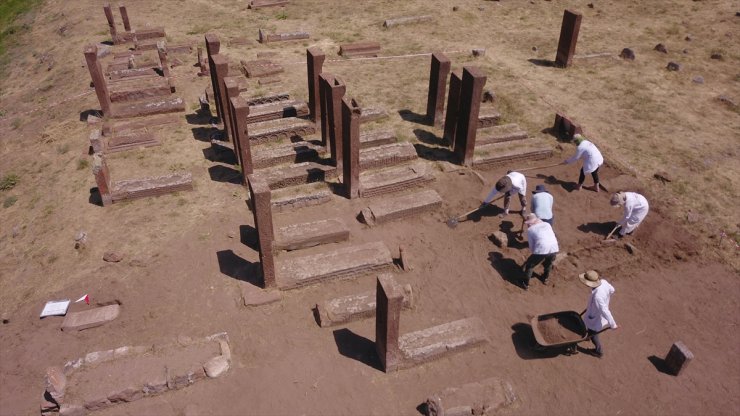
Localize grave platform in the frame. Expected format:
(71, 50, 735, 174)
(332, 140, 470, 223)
(102, 114, 180, 136)
(424, 377, 517, 416)
(477, 107, 501, 129)
(360, 129, 397, 149)
(110, 172, 193, 203)
(246, 100, 309, 124)
(110, 97, 185, 119)
(92, 131, 160, 154)
(360, 107, 388, 123)
(475, 123, 528, 146)
(360, 189, 442, 226)
(274, 219, 349, 251)
(472, 139, 553, 170)
(317, 285, 413, 327)
(252, 140, 326, 169)
(397, 317, 488, 370)
(271, 183, 333, 213)
(248, 117, 316, 144)
(359, 162, 434, 198)
(360, 142, 418, 170)
(256, 161, 336, 190)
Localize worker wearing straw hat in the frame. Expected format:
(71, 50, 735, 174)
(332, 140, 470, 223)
(610, 191, 649, 237)
(563, 134, 604, 192)
(481, 171, 527, 217)
(521, 213, 559, 289)
(579, 270, 618, 358)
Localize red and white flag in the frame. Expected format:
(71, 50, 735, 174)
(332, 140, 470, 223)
(75, 294, 90, 305)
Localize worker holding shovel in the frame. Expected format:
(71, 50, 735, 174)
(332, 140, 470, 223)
(520, 213, 559, 290)
(481, 171, 528, 217)
(609, 191, 649, 238)
(579, 270, 618, 358)
(563, 134, 604, 192)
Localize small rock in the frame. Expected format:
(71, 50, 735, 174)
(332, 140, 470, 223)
(666, 61, 681, 71)
(588, 3, 594, 8)
(45, 367, 67, 402)
(686, 211, 700, 223)
(532, 46, 538, 51)
(103, 252, 123, 262)
(11, 225, 20, 237)
(482, 90, 495, 103)
(227, 231, 236, 239)
(478, 6, 485, 11)
(654, 43, 668, 53)
(685, 34, 692, 41)
(108, 387, 143, 403)
(204, 356, 230, 378)
(86, 114, 102, 125)
(692, 76, 704, 84)
(682, 49, 689, 54)
(472, 48, 486, 57)
(452, 6, 459, 11)
(717, 94, 738, 108)
(624, 243, 638, 255)
(74, 231, 88, 250)
(710, 53, 723, 60)
(619, 48, 635, 60)
(492, 231, 508, 248)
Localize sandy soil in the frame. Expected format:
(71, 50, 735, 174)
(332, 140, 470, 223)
(0, 1, 739, 415)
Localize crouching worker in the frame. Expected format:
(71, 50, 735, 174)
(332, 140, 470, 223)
(521, 213, 559, 289)
(481, 171, 527, 217)
(610, 191, 649, 237)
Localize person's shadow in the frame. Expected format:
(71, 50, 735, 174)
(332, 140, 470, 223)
(536, 173, 578, 192)
(499, 220, 528, 249)
(488, 252, 524, 288)
(577, 221, 617, 237)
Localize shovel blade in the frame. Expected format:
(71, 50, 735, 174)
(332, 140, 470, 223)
(446, 218, 459, 228)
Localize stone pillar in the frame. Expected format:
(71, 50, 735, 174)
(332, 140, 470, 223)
(230, 97, 253, 179)
(375, 273, 404, 373)
(119, 4, 131, 32)
(443, 70, 462, 146)
(83, 44, 112, 116)
(210, 54, 230, 134)
(341, 97, 361, 199)
(326, 76, 346, 170)
(318, 74, 333, 147)
(555, 9, 582, 68)
(664, 341, 694, 376)
(223, 76, 240, 141)
(156, 41, 171, 79)
(247, 175, 276, 288)
(306, 47, 326, 124)
(103, 3, 119, 44)
(204, 33, 221, 116)
(92, 153, 112, 206)
(453, 67, 487, 167)
(425, 52, 451, 127)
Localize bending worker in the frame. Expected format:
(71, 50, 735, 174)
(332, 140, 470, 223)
(563, 133, 604, 192)
(482, 171, 527, 217)
(610, 191, 649, 237)
(521, 213, 559, 289)
(531, 184, 554, 225)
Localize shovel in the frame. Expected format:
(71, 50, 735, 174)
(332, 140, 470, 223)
(604, 224, 621, 241)
(446, 194, 504, 228)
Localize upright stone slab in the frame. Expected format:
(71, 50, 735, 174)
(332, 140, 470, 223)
(306, 47, 325, 123)
(247, 175, 276, 288)
(223, 77, 240, 141)
(119, 4, 131, 32)
(211, 54, 231, 137)
(555, 9, 583, 68)
(92, 153, 113, 206)
(84, 45, 112, 116)
(318, 74, 333, 146)
(453, 67, 487, 166)
(204, 33, 222, 117)
(376, 274, 404, 373)
(664, 341, 694, 376)
(230, 97, 253, 178)
(156, 41, 171, 79)
(321, 75, 346, 169)
(443, 70, 462, 146)
(553, 113, 582, 140)
(103, 3, 119, 44)
(341, 98, 361, 199)
(425, 53, 451, 127)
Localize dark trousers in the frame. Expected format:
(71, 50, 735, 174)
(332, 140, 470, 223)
(587, 329, 603, 354)
(522, 252, 556, 285)
(578, 167, 600, 185)
(542, 217, 553, 226)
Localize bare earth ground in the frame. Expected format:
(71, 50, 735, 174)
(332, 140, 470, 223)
(1, 0, 739, 415)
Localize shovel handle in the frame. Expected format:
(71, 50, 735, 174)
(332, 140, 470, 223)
(458, 193, 505, 220)
(516, 162, 564, 173)
(605, 224, 620, 240)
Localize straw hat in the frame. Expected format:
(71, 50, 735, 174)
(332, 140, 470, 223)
(524, 213, 540, 225)
(610, 192, 626, 207)
(495, 176, 512, 193)
(578, 270, 602, 288)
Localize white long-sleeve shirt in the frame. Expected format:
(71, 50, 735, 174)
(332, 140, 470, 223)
(583, 279, 617, 331)
(531, 192, 553, 220)
(565, 140, 603, 174)
(526, 222, 559, 255)
(483, 171, 527, 204)
(619, 192, 649, 234)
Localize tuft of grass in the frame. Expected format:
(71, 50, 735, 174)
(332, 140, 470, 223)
(275, 11, 288, 20)
(0, 0, 42, 57)
(11, 118, 21, 130)
(76, 158, 89, 170)
(0, 173, 20, 190)
(56, 144, 70, 154)
(3, 196, 17, 208)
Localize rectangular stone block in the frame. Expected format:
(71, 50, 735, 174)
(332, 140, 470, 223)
(256, 162, 337, 190)
(258, 29, 309, 43)
(246, 93, 291, 106)
(383, 15, 433, 28)
(477, 107, 501, 128)
(664, 341, 694, 376)
(398, 317, 489, 369)
(276, 242, 394, 289)
(110, 97, 185, 119)
(553, 112, 582, 140)
(472, 140, 553, 170)
(360, 107, 388, 123)
(376, 273, 404, 373)
(247, 174, 276, 288)
(342, 97, 362, 198)
(111, 172, 193, 203)
(339, 41, 381, 57)
(359, 162, 434, 198)
(443, 70, 462, 145)
(555, 9, 583, 68)
(306, 47, 325, 123)
(252, 140, 325, 169)
(425, 378, 517, 416)
(361, 189, 442, 226)
(274, 219, 349, 251)
(359, 142, 418, 170)
(62, 305, 120, 332)
(271, 185, 333, 213)
(360, 129, 396, 149)
(249, 0, 289, 8)
(241, 59, 284, 78)
(109, 83, 171, 103)
(246, 100, 309, 124)
(248, 117, 316, 144)
(426, 52, 451, 127)
(317, 284, 413, 327)
(476, 123, 528, 146)
(102, 114, 179, 136)
(453, 66, 487, 167)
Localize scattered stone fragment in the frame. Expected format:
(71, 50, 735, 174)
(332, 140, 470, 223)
(682, 49, 689, 54)
(59, 404, 86, 416)
(103, 251, 123, 262)
(717, 94, 738, 108)
(654, 43, 668, 53)
(619, 48, 635, 60)
(87, 114, 102, 125)
(532, 46, 538, 51)
(492, 231, 508, 248)
(664, 341, 694, 376)
(62, 304, 120, 332)
(686, 211, 700, 223)
(204, 356, 230, 378)
(452, 6, 459, 11)
(108, 387, 143, 403)
(45, 367, 66, 402)
(588, 3, 594, 8)
(472, 48, 485, 57)
(653, 171, 673, 183)
(692, 76, 704, 84)
(624, 243, 637, 255)
(482, 90, 495, 103)
(666, 61, 681, 71)
(684, 34, 692, 41)
(710, 53, 723, 60)
(11, 225, 20, 237)
(74, 231, 88, 250)
(425, 378, 517, 416)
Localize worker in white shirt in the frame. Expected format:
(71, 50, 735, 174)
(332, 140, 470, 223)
(521, 213, 559, 289)
(531, 184, 554, 226)
(610, 191, 649, 237)
(481, 171, 527, 217)
(579, 270, 618, 358)
(562, 134, 604, 192)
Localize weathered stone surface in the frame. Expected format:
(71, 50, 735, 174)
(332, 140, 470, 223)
(274, 219, 349, 251)
(241, 59, 284, 78)
(454, 67, 487, 166)
(692, 76, 704, 84)
(361, 189, 442, 226)
(477, 107, 501, 128)
(61, 305, 120, 332)
(620, 48, 636, 60)
(492, 231, 508, 248)
(473, 140, 553, 170)
(555, 10, 582, 68)
(383, 15, 433, 28)
(472, 48, 486, 57)
(476, 124, 528, 146)
(360, 107, 388, 123)
(276, 241, 394, 289)
(59, 404, 86, 416)
(142, 370, 168, 396)
(84, 350, 115, 365)
(399, 245, 412, 271)
(256, 162, 337, 190)
(103, 251, 124, 262)
(240, 284, 281, 307)
(108, 387, 143, 403)
(246, 93, 291, 106)
(248, 117, 316, 144)
(83, 396, 111, 411)
(552, 112, 582, 140)
(258, 29, 309, 43)
(376, 273, 404, 372)
(360, 129, 397, 149)
(426, 52, 451, 127)
(664, 341, 694, 376)
(425, 378, 517, 416)
(249, 0, 289, 8)
(271, 184, 333, 212)
(654, 43, 668, 53)
(398, 317, 489, 369)
(105, 132, 160, 153)
(45, 366, 66, 402)
(247, 174, 276, 288)
(204, 356, 230, 378)
(360, 142, 418, 170)
(667, 61, 681, 71)
(317, 284, 413, 327)
(109, 83, 170, 103)
(110, 97, 185, 119)
(252, 140, 325, 169)
(359, 162, 434, 198)
(246, 100, 309, 124)
(111, 172, 193, 203)
(102, 114, 179, 136)
(339, 41, 381, 57)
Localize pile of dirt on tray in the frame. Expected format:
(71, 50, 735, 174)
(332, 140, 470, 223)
(536, 315, 585, 344)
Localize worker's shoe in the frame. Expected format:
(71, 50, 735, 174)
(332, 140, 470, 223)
(519, 280, 529, 290)
(594, 183, 601, 193)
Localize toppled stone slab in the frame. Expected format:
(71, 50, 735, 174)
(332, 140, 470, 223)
(108, 67, 159, 81)
(473, 140, 553, 170)
(241, 59, 285, 78)
(252, 140, 325, 169)
(360, 107, 388, 123)
(247, 100, 309, 124)
(339, 41, 381, 57)
(109, 83, 172, 103)
(249, 0, 289, 8)
(61, 305, 120, 332)
(359, 162, 434, 198)
(276, 241, 394, 289)
(246, 92, 290, 106)
(383, 15, 433, 28)
(317, 284, 413, 327)
(492, 231, 508, 248)
(102, 114, 180, 136)
(274, 219, 349, 251)
(361, 189, 442, 226)
(258, 28, 309, 43)
(111, 172, 193, 203)
(271, 183, 333, 212)
(476, 123, 528, 146)
(248, 117, 316, 144)
(477, 107, 501, 128)
(90, 129, 160, 154)
(360, 142, 418, 170)
(256, 161, 337, 189)
(110, 97, 185, 119)
(398, 317, 488, 369)
(424, 377, 517, 416)
(360, 129, 397, 149)
(240, 283, 281, 307)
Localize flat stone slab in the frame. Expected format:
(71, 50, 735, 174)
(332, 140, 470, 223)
(359, 162, 434, 198)
(247, 100, 309, 124)
(252, 140, 325, 169)
(249, 0, 289, 8)
(360, 142, 418, 170)
(477, 107, 501, 129)
(472, 139, 553, 170)
(383, 15, 433, 28)
(241, 59, 285, 78)
(271, 183, 333, 213)
(258, 28, 309, 43)
(317, 284, 413, 327)
(360, 189, 442, 226)
(360, 129, 397, 149)
(240, 284, 282, 307)
(425, 377, 517, 416)
(111, 172, 193, 203)
(360, 107, 388, 123)
(110, 97, 185, 119)
(106, 132, 161, 153)
(339, 41, 381, 57)
(274, 219, 349, 251)
(398, 317, 489, 369)
(249, 117, 316, 144)
(476, 123, 528, 146)
(255, 161, 337, 190)
(61, 305, 120, 332)
(276, 241, 394, 290)
(245, 93, 291, 106)
(102, 114, 180, 136)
